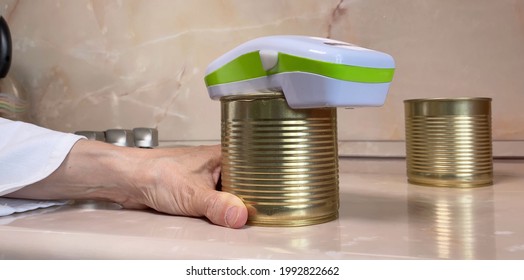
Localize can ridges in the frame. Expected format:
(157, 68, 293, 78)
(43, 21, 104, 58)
(404, 98, 492, 188)
(221, 93, 339, 226)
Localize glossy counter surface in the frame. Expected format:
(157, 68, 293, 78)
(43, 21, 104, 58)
(1, 158, 523, 260)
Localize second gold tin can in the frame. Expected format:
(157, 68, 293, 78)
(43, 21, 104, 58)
(404, 97, 493, 188)
(221, 92, 339, 226)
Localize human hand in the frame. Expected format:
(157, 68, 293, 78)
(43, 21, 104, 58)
(124, 144, 248, 228)
(8, 141, 248, 229)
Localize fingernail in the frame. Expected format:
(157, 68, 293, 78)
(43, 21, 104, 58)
(225, 206, 238, 228)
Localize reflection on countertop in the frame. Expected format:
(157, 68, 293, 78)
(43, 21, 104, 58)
(407, 186, 496, 259)
(1, 159, 523, 260)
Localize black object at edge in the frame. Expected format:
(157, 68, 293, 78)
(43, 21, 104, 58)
(0, 16, 12, 78)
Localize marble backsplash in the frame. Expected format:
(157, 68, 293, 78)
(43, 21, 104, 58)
(0, 0, 523, 152)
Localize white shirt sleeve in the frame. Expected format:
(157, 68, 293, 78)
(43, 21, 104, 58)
(0, 117, 85, 215)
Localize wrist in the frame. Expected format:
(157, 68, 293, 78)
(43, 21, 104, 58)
(8, 140, 146, 206)
(71, 140, 147, 206)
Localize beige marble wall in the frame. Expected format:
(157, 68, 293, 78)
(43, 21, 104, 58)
(1, 0, 523, 148)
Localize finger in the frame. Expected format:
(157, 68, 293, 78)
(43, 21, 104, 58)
(199, 190, 248, 229)
(204, 145, 222, 183)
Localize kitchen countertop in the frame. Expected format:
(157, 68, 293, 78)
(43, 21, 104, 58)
(1, 158, 523, 260)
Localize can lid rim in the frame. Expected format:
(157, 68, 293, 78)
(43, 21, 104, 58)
(404, 97, 492, 103)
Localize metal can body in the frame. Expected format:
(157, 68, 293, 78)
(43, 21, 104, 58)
(404, 98, 493, 188)
(221, 93, 339, 226)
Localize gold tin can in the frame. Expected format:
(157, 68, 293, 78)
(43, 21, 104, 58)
(221, 92, 339, 226)
(404, 98, 493, 188)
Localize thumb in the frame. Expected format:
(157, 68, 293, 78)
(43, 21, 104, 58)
(199, 190, 248, 228)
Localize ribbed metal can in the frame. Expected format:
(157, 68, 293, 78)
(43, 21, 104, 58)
(221, 92, 339, 226)
(404, 98, 493, 188)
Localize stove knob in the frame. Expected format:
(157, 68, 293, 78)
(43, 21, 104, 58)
(133, 127, 159, 148)
(105, 129, 135, 147)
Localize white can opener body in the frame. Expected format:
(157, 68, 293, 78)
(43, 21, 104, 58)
(205, 35, 395, 108)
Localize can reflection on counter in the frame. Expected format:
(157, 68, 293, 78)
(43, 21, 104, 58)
(408, 186, 495, 259)
(220, 93, 339, 227)
(404, 98, 493, 188)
